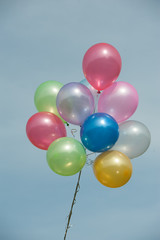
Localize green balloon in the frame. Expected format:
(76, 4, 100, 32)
(47, 137, 86, 176)
(34, 80, 66, 123)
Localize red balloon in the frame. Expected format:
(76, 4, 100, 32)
(82, 43, 122, 91)
(26, 112, 67, 150)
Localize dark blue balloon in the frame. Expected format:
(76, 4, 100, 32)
(80, 113, 119, 152)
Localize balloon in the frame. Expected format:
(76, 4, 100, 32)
(98, 81, 139, 123)
(80, 113, 119, 152)
(47, 137, 86, 176)
(56, 82, 95, 126)
(26, 112, 67, 150)
(82, 43, 122, 91)
(112, 120, 151, 159)
(80, 79, 98, 98)
(93, 150, 132, 188)
(34, 80, 66, 123)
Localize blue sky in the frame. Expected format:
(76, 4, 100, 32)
(0, 0, 160, 239)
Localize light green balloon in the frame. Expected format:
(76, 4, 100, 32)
(47, 137, 86, 176)
(34, 80, 66, 123)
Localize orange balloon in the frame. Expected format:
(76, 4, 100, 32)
(93, 151, 132, 188)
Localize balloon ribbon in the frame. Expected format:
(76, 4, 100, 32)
(63, 170, 82, 240)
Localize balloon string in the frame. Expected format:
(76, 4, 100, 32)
(64, 126, 96, 238)
(67, 125, 77, 138)
(63, 170, 82, 240)
(71, 129, 77, 138)
(94, 91, 101, 113)
(86, 152, 96, 166)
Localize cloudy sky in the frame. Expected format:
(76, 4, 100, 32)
(0, 0, 160, 239)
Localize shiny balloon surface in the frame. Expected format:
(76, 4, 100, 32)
(47, 137, 86, 176)
(56, 82, 95, 125)
(82, 43, 122, 91)
(98, 81, 139, 123)
(80, 113, 119, 152)
(26, 112, 67, 150)
(93, 151, 132, 188)
(112, 120, 151, 159)
(34, 80, 66, 122)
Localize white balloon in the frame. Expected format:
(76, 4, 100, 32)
(112, 120, 151, 159)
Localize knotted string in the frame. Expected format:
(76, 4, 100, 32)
(63, 170, 82, 240)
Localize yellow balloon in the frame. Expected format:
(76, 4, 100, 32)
(93, 151, 132, 188)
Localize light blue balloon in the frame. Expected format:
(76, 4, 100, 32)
(80, 79, 98, 98)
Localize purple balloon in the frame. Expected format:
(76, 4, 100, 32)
(98, 81, 139, 123)
(56, 82, 95, 125)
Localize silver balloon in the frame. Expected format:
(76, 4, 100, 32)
(112, 120, 151, 159)
(56, 82, 95, 125)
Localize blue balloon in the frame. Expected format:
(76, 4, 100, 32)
(80, 113, 119, 152)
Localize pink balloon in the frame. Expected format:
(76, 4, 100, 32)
(26, 112, 67, 150)
(82, 43, 122, 91)
(98, 81, 139, 123)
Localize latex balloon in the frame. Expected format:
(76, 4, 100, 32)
(80, 113, 119, 152)
(112, 120, 151, 159)
(56, 82, 95, 126)
(98, 81, 139, 123)
(82, 43, 122, 91)
(93, 151, 132, 188)
(47, 137, 86, 176)
(26, 112, 67, 150)
(80, 79, 98, 98)
(34, 80, 66, 123)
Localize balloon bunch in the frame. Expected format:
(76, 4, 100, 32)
(26, 43, 151, 188)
